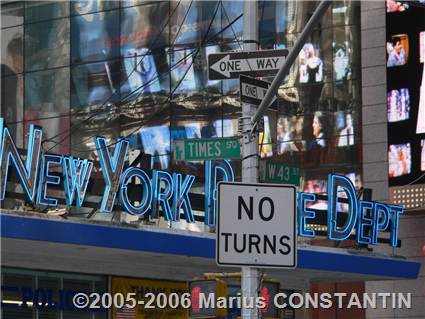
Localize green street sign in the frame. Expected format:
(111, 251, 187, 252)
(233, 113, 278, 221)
(174, 137, 241, 161)
(260, 160, 300, 186)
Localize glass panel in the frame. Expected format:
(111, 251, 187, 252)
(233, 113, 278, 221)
(25, 1, 69, 23)
(70, 60, 121, 157)
(279, 0, 332, 35)
(332, 0, 360, 26)
(37, 277, 60, 319)
(71, 60, 121, 109)
(333, 25, 360, 82)
(121, 51, 169, 97)
(24, 67, 70, 154)
(121, 1, 169, 55)
(138, 122, 171, 170)
(71, 10, 120, 64)
(1, 26, 23, 75)
(168, 47, 197, 94)
(71, 0, 119, 15)
(1, 1, 24, 28)
(2, 273, 34, 319)
(25, 18, 70, 71)
(62, 279, 91, 319)
(221, 1, 243, 43)
(1, 74, 24, 147)
(170, 1, 221, 45)
(334, 80, 361, 109)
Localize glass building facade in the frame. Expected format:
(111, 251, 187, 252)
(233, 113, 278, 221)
(1, 1, 361, 224)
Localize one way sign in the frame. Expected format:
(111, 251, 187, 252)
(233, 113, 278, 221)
(208, 49, 288, 80)
(240, 75, 278, 111)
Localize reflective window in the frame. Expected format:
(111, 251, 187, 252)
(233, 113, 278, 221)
(333, 26, 360, 82)
(221, 1, 243, 42)
(168, 47, 197, 94)
(1, 74, 24, 147)
(25, 18, 69, 71)
(71, 10, 120, 64)
(71, 0, 119, 15)
(139, 124, 171, 169)
(332, 0, 360, 26)
(171, 1, 221, 46)
(1, 1, 24, 28)
(121, 51, 168, 97)
(121, 2, 169, 54)
(71, 60, 121, 109)
(24, 68, 70, 154)
(25, 1, 69, 23)
(1, 26, 23, 75)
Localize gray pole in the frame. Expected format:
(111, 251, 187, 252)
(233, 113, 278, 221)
(251, 0, 332, 126)
(241, 1, 259, 319)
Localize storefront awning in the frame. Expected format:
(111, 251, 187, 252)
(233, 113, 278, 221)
(1, 213, 420, 290)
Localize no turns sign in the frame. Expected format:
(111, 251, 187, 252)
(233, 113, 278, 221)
(216, 182, 297, 268)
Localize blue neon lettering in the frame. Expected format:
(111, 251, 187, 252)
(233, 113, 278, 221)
(389, 205, 404, 247)
(172, 173, 195, 223)
(372, 203, 390, 244)
(297, 192, 317, 237)
(0, 121, 42, 203)
(204, 160, 235, 226)
(62, 157, 93, 208)
(327, 174, 358, 241)
(356, 200, 374, 244)
(120, 167, 152, 216)
(152, 170, 174, 221)
(37, 154, 63, 207)
(95, 137, 129, 213)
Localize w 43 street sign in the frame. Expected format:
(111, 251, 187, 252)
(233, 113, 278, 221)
(208, 49, 289, 80)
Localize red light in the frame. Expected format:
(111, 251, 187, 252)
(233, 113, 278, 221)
(191, 286, 202, 313)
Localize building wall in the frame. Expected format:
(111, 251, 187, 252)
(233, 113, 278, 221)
(365, 213, 425, 319)
(360, 0, 389, 203)
(361, 2, 425, 319)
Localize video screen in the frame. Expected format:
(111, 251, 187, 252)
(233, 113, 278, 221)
(299, 43, 323, 83)
(387, 88, 410, 122)
(168, 47, 196, 94)
(333, 42, 352, 81)
(422, 139, 425, 171)
(420, 31, 425, 63)
(277, 115, 305, 154)
(335, 111, 355, 147)
(388, 143, 412, 177)
(123, 48, 160, 94)
(386, 0, 409, 12)
(139, 125, 170, 169)
(303, 179, 327, 209)
(259, 116, 273, 158)
(418, 64, 425, 133)
(387, 34, 409, 67)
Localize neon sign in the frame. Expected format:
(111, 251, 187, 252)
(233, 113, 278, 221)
(0, 118, 403, 246)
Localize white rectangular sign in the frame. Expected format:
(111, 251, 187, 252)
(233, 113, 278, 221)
(216, 182, 297, 268)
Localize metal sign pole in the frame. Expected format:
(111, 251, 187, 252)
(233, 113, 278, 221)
(239, 2, 331, 318)
(241, 1, 259, 319)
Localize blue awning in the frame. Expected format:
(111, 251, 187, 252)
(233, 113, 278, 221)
(1, 214, 420, 280)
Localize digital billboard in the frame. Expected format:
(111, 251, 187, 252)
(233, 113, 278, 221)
(387, 2, 425, 186)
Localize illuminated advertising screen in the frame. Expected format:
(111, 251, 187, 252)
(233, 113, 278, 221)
(298, 43, 323, 83)
(387, 3, 425, 186)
